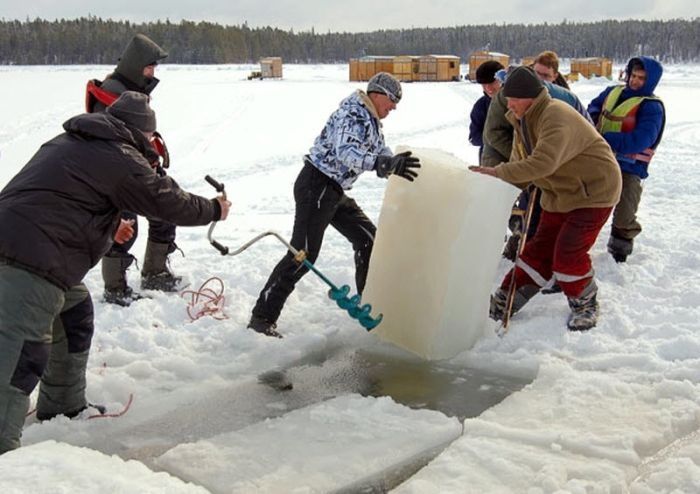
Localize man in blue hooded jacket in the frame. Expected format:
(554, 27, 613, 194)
(588, 56, 665, 262)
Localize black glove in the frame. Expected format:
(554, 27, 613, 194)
(375, 151, 421, 182)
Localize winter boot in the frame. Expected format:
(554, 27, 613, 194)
(567, 281, 599, 331)
(141, 240, 182, 292)
(102, 255, 143, 307)
(489, 284, 539, 322)
(247, 315, 283, 339)
(607, 235, 633, 263)
(36, 402, 107, 421)
(36, 349, 90, 422)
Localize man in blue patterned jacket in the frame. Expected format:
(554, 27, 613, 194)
(248, 72, 421, 337)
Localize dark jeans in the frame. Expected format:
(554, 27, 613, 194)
(252, 162, 376, 323)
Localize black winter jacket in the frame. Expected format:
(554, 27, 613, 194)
(0, 112, 220, 289)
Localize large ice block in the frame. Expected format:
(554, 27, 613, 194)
(362, 147, 519, 360)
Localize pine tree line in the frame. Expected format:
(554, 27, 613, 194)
(1, 16, 698, 65)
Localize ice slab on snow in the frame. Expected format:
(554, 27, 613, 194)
(363, 147, 519, 360)
(156, 394, 462, 493)
(0, 440, 207, 494)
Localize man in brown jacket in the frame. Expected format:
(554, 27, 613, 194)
(470, 66, 621, 331)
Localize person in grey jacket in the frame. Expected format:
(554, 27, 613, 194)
(247, 72, 420, 338)
(0, 92, 231, 455)
(87, 33, 177, 305)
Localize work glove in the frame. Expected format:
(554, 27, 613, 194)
(375, 151, 421, 182)
(114, 219, 135, 244)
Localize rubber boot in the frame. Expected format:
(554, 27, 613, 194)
(102, 255, 142, 306)
(141, 240, 182, 292)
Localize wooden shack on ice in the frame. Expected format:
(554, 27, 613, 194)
(417, 55, 461, 81)
(570, 57, 612, 79)
(349, 55, 461, 82)
(260, 57, 283, 79)
(349, 56, 394, 82)
(468, 51, 510, 81)
(390, 56, 417, 81)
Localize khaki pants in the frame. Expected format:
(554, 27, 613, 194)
(611, 172, 643, 240)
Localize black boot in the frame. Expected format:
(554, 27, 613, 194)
(102, 255, 144, 306)
(607, 235, 633, 263)
(247, 315, 283, 338)
(141, 240, 182, 291)
(489, 284, 539, 321)
(567, 281, 599, 331)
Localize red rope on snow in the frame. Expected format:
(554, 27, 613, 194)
(87, 394, 134, 419)
(180, 276, 229, 321)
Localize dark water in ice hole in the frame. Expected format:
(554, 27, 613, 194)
(94, 342, 532, 492)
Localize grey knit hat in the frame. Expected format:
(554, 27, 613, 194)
(502, 66, 544, 98)
(106, 91, 157, 132)
(367, 72, 402, 103)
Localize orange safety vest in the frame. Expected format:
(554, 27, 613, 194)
(85, 79, 170, 168)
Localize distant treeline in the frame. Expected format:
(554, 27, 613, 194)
(1, 16, 699, 65)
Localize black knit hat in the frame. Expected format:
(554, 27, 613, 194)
(106, 91, 157, 132)
(502, 66, 544, 98)
(476, 60, 505, 84)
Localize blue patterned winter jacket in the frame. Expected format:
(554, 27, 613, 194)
(308, 90, 392, 190)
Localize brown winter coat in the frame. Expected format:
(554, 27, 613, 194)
(494, 89, 621, 213)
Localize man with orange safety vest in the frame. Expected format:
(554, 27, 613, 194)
(86, 33, 177, 304)
(588, 56, 665, 263)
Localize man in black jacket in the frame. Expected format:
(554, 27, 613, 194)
(33, 34, 169, 427)
(0, 91, 230, 454)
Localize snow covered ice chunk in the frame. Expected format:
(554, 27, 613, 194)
(156, 394, 461, 493)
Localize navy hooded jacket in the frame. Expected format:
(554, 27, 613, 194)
(587, 56, 665, 179)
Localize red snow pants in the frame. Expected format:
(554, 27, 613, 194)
(500, 207, 613, 298)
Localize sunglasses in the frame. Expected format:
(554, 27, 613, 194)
(373, 83, 401, 103)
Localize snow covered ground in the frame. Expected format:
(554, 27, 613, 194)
(0, 62, 699, 493)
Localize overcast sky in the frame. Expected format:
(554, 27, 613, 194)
(1, 0, 697, 32)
